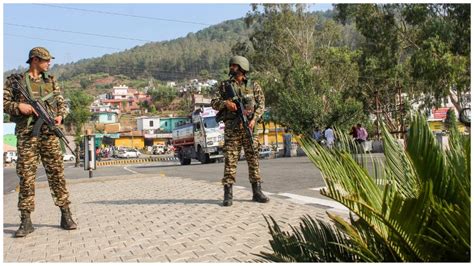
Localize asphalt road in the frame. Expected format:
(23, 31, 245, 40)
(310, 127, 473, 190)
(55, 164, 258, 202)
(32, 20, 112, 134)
(4, 157, 325, 197)
(4, 155, 384, 210)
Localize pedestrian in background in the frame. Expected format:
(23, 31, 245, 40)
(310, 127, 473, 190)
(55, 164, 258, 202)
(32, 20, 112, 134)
(312, 127, 322, 143)
(324, 126, 335, 148)
(211, 55, 269, 207)
(349, 125, 358, 140)
(3, 47, 77, 237)
(283, 128, 292, 157)
(356, 123, 368, 144)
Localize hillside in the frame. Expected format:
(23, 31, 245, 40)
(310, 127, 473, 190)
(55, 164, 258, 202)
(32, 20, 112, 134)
(51, 19, 250, 82)
(4, 10, 337, 86)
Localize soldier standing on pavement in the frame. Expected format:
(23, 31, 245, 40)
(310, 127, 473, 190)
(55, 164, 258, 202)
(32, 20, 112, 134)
(3, 47, 77, 237)
(211, 55, 270, 206)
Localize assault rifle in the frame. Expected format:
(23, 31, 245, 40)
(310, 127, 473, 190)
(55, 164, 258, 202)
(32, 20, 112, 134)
(11, 75, 76, 156)
(224, 80, 255, 154)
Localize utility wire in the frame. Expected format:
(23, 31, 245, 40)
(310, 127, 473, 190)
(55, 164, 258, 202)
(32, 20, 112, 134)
(35, 3, 212, 26)
(5, 33, 122, 51)
(5, 22, 154, 42)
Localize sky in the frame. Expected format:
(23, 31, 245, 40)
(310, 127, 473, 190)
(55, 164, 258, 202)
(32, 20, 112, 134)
(3, 3, 333, 71)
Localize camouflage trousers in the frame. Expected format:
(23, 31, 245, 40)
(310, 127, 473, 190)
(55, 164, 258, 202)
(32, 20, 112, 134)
(16, 126, 70, 212)
(222, 122, 261, 185)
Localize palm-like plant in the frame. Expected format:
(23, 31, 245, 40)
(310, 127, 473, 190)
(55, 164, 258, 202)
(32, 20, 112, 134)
(257, 114, 470, 262)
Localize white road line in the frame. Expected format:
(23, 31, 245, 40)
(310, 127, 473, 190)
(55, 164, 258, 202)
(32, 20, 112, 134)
(277, 192, 349, 212)
(123, 166, 139, 174)
(309, 186, 326, 191)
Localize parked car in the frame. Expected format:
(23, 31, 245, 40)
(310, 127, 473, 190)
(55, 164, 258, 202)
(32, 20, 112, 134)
(63, 154, 76, 161)
(117, 149, 141, 158)
(4, 151, 17, 163)
(259, 145, 272, 159)
(152, 144, 165, 155)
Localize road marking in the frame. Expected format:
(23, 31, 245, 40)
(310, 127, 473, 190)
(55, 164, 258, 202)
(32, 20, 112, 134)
(277, 193, 349, 212)
(309, 186, 326, 191)
(123, 167, 139, 174)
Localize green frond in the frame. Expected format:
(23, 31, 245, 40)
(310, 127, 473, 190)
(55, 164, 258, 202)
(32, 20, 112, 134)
(263, 113, 470, 262)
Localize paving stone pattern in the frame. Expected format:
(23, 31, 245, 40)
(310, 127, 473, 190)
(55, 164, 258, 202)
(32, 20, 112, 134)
(4, 174, 332, 262)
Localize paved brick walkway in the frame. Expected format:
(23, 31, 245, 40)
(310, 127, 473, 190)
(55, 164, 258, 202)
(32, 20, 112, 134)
(4, 174, 334, 262)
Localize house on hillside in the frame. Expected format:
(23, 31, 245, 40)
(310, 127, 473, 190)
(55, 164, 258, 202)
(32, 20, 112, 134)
(101, 85, 142, 113)
(91, 111, 119, 124)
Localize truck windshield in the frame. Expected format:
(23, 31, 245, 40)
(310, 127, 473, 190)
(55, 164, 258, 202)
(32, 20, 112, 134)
(203, 117, 218, 128)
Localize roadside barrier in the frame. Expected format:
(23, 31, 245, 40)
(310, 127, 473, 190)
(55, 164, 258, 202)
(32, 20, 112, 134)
(96, 156, 178, 167)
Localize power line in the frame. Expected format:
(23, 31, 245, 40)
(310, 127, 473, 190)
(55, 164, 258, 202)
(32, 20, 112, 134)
(5, 22, 154, 43)
(5, 33, 122, 51)
(35, 4, 212, 26)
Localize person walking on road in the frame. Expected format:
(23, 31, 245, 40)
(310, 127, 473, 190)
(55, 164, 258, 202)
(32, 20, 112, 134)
(211, 55, 269, 207)
(324, 126, 335, 148)
(3, 47, 77, 237)
(283, 128, 292, 157)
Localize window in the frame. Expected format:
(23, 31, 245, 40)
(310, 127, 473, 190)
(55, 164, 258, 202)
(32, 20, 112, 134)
(107, 114, 112, 120)
(149, 120, 154, 127)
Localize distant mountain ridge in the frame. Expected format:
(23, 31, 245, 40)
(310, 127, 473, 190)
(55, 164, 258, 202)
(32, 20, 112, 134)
(4, 9, 336, 82)
(55, 18, 250, 82)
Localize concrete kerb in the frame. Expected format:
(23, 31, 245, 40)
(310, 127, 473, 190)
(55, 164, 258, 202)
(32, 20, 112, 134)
(96, 157, 178, 167)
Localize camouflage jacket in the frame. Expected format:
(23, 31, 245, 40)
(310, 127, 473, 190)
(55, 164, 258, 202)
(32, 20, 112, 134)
(3, 72, 68, 131)
(211, 77, 265, 123)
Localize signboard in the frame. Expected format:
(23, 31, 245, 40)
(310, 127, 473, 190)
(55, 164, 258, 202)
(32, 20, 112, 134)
(94, 133, 120, 139)
(432, 108, 450, 119)
(201, 107, 217, 118)
(144, 133, 172, 138)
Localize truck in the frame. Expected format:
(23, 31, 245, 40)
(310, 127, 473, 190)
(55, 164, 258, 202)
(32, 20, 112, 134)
(172, 107, 224, 165)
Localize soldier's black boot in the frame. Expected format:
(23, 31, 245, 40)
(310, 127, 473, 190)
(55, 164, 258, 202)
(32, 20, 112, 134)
(251, 182, 270, 203)
(15, 210, 34, 237)
(223, 184, 233, 206)
(60, 206, 77, 230)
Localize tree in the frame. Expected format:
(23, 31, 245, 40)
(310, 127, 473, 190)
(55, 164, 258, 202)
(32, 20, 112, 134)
(79, 78, 92, 90)
(444, 108, 458, 132)
(147, 85, 178, 111)
(335, 4, 470, 117)
(4, 113, 10, 123)
(64, 90, 93, 167)
(243, 4, 366, 134)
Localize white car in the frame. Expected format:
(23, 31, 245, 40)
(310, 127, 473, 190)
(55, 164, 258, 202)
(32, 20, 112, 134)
(117, 149, 141, 158)
(152, 145, 165, 155)
(4, 151, 17, 163)
(63, 154, 76, 161)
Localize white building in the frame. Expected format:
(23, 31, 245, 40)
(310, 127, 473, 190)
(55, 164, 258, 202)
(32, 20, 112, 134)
(108, 85, 129, 100)
(137, 116, 161, 134)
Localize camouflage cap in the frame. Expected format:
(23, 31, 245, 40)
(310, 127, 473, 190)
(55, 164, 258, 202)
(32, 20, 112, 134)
(26, 47, 55, 64)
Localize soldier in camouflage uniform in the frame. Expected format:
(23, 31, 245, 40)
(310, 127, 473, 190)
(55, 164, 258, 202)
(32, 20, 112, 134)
(3, 47, 77, 237)
(211, 56, 269, 206)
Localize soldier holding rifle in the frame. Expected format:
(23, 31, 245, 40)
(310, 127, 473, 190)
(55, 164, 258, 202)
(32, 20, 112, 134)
(4, 47, 77, 237)
(211, 56, 270, 206)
